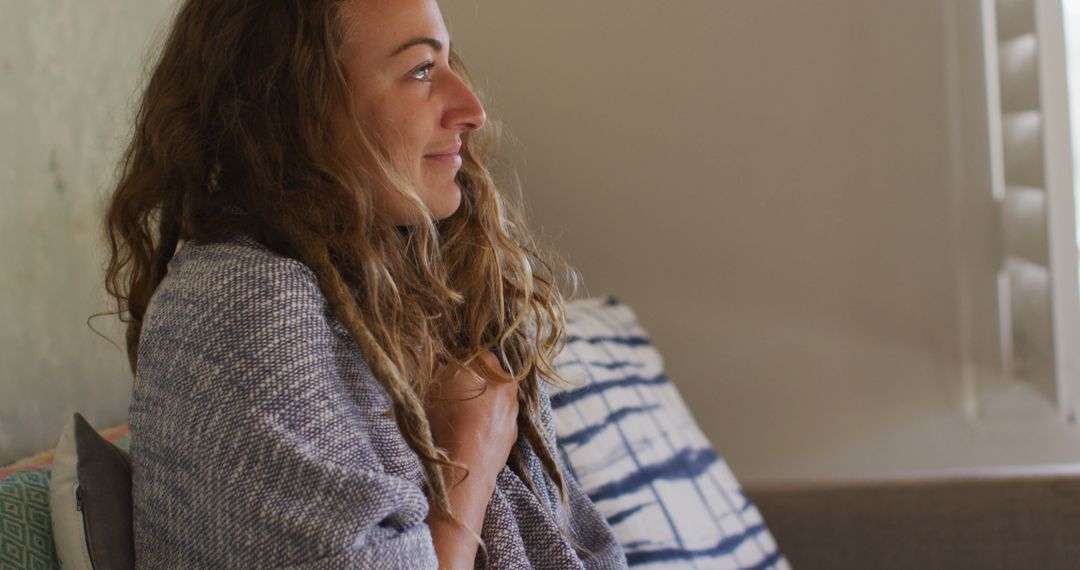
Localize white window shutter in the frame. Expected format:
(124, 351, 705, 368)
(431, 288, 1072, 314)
(980, 0, 1080, 418)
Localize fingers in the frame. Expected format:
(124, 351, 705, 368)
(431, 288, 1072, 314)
(431, 350, 518, 399)
(477, 352, 510, 381)
(482, 352, 524, 388)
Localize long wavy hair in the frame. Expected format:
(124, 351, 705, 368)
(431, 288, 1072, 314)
(103, 0, 583, 548)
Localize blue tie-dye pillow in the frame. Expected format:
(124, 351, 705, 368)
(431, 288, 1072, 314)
(551, 296, 789, 570)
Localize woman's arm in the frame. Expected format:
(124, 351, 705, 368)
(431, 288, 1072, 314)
(425, 446, 499, 569)
(130, 249, 440, 569)
(424, 353, 520, 569)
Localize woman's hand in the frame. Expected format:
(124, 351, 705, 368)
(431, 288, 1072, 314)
(426, 351, 519, 478)
(424, 351, 519, 569)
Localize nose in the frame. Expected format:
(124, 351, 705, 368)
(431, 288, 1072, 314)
(442, 69, 486, 133)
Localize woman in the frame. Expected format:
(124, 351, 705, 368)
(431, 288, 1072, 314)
(103, 0, 627, 568)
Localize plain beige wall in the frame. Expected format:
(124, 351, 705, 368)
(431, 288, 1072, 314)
(441, 0, 1080, 484)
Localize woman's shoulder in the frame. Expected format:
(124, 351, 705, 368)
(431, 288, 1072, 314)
(160, 233, 326, 306)
(140, 233, 339, 350)
(168, 233, 319, 291)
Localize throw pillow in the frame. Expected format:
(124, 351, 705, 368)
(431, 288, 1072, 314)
(49, 413, 133, 570)
(0, 462, 56, 569)
(552, 296, 789, 569)
(0, 422, 129, 570)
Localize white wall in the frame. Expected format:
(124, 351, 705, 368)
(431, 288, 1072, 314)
(0, 0, 175, 463)
(440, 0, 1080, 485)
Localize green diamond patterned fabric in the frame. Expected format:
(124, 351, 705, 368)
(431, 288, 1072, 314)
(0, 431, 130, 570)
(0, 467, 59, 570)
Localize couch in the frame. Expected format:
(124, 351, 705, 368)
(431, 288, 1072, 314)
(748, 469, 1080, 569)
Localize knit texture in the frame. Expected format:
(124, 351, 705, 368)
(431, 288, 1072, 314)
(129, 234, 627, 569)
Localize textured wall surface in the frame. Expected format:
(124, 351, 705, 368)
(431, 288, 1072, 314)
(1, 0, 176, 463)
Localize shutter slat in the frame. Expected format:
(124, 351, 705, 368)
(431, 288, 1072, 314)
(999, 33, 1040, 112)
(996, 0, 1036, 41)
(1006, 258, 1056, 401)
(1001, 110, 1045, 188)
(1003, 186, 1049, 265)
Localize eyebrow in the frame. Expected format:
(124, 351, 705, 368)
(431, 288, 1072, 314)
(389, 36, 447, 58)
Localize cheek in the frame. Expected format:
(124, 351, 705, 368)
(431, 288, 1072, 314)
(353, 91, 407, 153)
(380, 118, 430, 169)
(350, 86, 433, 174)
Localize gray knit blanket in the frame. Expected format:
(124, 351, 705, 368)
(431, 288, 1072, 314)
(129, 234, 628, 569)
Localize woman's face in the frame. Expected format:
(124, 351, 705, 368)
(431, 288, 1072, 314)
(338, 0, 486, 225)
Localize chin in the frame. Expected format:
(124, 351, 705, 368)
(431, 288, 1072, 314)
(429, 182, 463, 221)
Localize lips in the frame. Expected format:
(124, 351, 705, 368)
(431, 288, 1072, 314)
(425, 142, 462, 157)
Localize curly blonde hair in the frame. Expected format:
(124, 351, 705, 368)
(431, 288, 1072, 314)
(103, 0, 583, 547)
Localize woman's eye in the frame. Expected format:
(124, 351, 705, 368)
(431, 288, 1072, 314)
(410, 62, 435, 83)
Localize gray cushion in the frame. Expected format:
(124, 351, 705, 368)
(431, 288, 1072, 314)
(49, 413, 133, 570)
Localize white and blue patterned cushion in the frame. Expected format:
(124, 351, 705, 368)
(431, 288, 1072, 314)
(552, 296, 789, 570)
